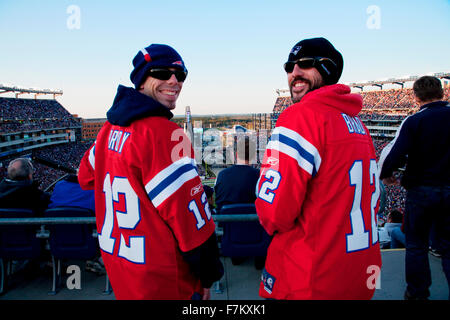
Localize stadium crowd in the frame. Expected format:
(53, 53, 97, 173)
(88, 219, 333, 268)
(274, 85, 450, 119)
(0, 98, 80, 134)
(0, 142, 91, 191)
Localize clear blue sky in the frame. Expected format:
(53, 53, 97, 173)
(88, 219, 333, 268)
(1, 0, 449, 118)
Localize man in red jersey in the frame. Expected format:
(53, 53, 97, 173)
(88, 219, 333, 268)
(78, 44, 223, 300)
(256, 37, 382, 299)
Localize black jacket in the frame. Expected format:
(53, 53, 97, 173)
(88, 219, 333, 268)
(380, 101, 450, 189)
(0, 178, 50, 215)
(214, 164, 260, 211)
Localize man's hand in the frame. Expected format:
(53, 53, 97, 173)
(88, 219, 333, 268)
(202, 288, 211, 300)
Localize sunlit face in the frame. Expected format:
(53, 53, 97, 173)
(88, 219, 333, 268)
(288, 64, 324, 103)
(139, 68, 183, 110)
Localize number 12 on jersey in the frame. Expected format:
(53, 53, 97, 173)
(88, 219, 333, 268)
(346, 159, 380, 253)
(99, 174, 145, 264)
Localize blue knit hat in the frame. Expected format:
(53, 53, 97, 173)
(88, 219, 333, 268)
(130, 44, 187, 89)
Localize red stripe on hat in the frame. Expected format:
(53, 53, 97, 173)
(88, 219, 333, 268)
(141, 49, 152, 62)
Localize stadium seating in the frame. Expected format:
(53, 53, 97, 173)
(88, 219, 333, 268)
(0, 97, 80, 134)
(0, 208, 42, 295)
(44, 207, 99, 295)
(218, 203, 271, 259)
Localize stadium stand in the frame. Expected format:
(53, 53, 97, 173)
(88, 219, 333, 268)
(0, 98, 80, 133)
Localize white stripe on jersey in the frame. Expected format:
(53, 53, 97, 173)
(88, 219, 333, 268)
(88, 143, 96, 170)
(267, 126, 321, 176)
(145, 157, 198, 208)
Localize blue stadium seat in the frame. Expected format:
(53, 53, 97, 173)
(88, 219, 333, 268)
(218, 203, 271, 259)
(44, 207, 98, 295)
(0, 208, 42, 295)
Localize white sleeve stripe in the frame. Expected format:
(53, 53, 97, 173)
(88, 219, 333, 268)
(145, 157, 195, 193)
(274, 127, 320, 160)
(269, 126, 321, 176)
(145, 157, 198, 208)
(148, 168, 198, 208)
(88, 145, 95, 170)
(267, 140, 316, 175)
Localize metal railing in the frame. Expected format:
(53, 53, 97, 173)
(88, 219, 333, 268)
(0, 214, 259, 226)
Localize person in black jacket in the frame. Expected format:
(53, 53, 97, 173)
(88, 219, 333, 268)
(0, 158, 50, 215)
(379, 76, 450, 300)
(214, 135, 264, 268)
(214, 135, 259, 212)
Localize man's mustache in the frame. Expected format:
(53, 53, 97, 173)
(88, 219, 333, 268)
(290, 77, 311, 88)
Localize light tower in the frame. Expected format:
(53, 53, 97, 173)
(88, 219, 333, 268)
(184, 105, 194, 143)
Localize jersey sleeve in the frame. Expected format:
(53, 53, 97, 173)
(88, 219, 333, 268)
(255, 108, 324, 235)
(78, 141, 96, 190)
(141, 124, 215, 252)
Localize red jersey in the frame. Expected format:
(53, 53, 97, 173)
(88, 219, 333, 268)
(256, 84, 382, 299)
(78, 116, 215, 300)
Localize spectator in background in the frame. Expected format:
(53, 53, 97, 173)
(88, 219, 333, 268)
(214, 135, 259, 212)
(214, 135, 263, 268)
(384, 209, 404, 235)
(49, 174, 95, 211)
(380, 75, 450, 300)
(0, 158, 50, 215)
(203, 185, 216, 214)
(48, 173, 104, 275)
(390, 225, 406, 249)
(381, 209, 404, 249)
(378, 208, 402, 248)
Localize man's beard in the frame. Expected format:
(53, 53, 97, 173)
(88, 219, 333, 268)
(290, 77, 321, 103)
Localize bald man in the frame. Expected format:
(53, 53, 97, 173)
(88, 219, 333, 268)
(0, 158, 50, 215)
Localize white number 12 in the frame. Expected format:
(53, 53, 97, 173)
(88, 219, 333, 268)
(99, 174, 145, 264)
(346, 159, 379, 253)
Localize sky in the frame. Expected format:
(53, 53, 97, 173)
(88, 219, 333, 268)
(1, 0, 449, 119)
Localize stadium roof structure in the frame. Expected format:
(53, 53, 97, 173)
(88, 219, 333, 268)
(276, 89, 290, 96)
(348, 72, 450, 91)
(275, 72, 450, 94)
(0, 84, 63, 99)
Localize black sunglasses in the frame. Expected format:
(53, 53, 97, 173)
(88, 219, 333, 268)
(283, 57, 336, 73)
(148, 68, 187, 82)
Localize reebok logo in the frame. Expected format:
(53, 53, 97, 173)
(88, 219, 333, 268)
(267, 157, 279, 166)
(191, 183, 203, 197)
